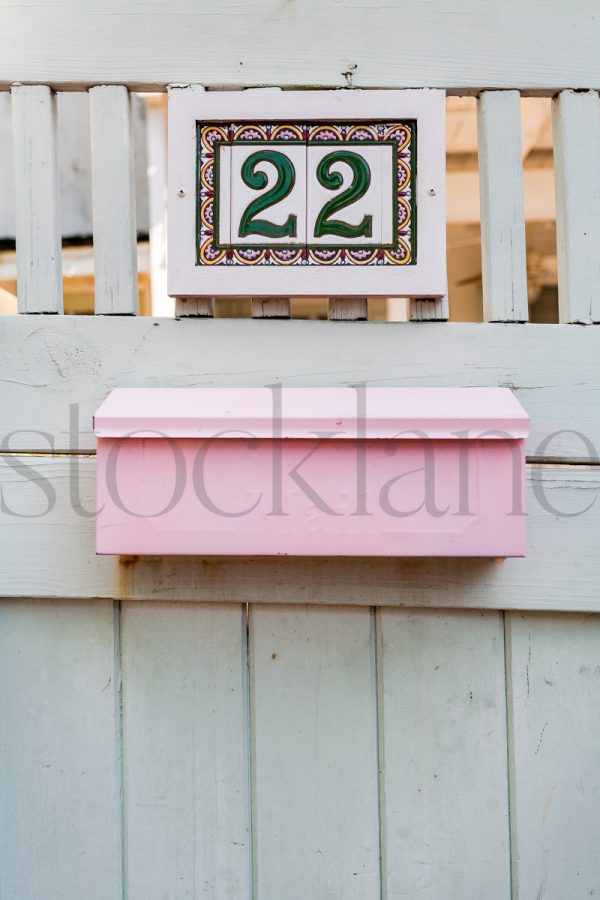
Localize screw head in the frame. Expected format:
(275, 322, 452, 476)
(177, 188, 186, 198)
(428, 187, 436, 197)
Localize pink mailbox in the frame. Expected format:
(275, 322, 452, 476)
(94, 387, 529, 557)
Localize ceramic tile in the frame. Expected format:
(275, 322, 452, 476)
(197, 121, 415, 267)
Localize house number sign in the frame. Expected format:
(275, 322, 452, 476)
(168, 90, 446, 297)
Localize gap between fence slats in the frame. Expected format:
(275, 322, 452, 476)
(477, 90, 529, 323)
(11, 84, 63, 314)
(552, 89, 600, 324)
(89, 85, 138, 315)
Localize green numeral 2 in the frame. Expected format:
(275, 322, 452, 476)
(314, 151, 372, 239)
(238, 150, 297, 239)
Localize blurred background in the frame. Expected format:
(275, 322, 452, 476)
(0, 94, 558, 322)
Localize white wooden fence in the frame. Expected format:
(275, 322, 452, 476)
(1, 3, 600, 898)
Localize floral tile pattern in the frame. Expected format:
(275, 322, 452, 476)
(197, 121, 415, 267)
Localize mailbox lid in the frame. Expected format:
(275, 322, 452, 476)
(93, 387, 529, 440)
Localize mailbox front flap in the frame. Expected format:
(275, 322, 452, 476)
(93, 387, 529, 441)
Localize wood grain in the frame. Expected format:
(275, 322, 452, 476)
(0, 456, 598, 611)
(410, 297, 449, 321)
(249, 604, 380, 899)
(1, 317, 599, 460)
(121, 601, 250, 898)
(11, 84, 63, 313)
(379, 608, 510, 898)
(552, 90, 600, 324)
(90, 86, 139, 315)
(0, 599, 122, 899)
(1, 1, 600, 91)
(506, 612, 600, 899)
(478, 91, 528, 322)
(329, 298, 368, 321)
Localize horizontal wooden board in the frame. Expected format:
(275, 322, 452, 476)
(1, 317, 599, 461)
(1, 1, 600, 91)
(0, 455, 598, 611)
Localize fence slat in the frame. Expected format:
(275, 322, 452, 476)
(329, 297, 368, 320)
(0, 600, 122, 899)
(250, 604, 380, 899)
(89, 85, 138, 315)
(121, 602, 250, 898)
(251, 298, 291, 318)
(176, 297, 214, 317)
(552, 90, 600, 324)
(11, 84, 63, 314)
(410, 296, 449, 320)
(477, 91, 528, 322)
(506, 612, 600, 897)
(379, 608, 511, 898)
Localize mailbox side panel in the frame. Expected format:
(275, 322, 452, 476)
(96, 438, 525, 557)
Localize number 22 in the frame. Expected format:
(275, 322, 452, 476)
(237, 149, 373, 240)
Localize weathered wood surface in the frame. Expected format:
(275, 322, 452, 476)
(1, 602, 597, 899)
(1, 317, 599, 461)
(379, 608, 511, 898)
(0, 600, 122, 899)
(121, 602, 250, 898)
(552, 90, 600, 324)
(250, 605, 380, 898)
(329, 297, 368, 321)
(478, 91, 528, 323)
(252, 298, 291, 319)
(410, 296, 449, 321)
(89, 85, 139, 315)
(506, 613, 600, 899)
(0, 456, 598, 611)
(11, 84, 62, 313)
(1, 1, 600, 91)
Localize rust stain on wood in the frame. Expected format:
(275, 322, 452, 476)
(118, 555, 138, 599)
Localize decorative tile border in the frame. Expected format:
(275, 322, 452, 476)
(197, 121, 415, 267)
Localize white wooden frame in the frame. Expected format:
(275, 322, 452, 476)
(167, 89, 446, 297)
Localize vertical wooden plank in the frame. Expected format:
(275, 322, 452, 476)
(0, 600, 122, 900)
(90, 85, 138, 314)
(506, 612, 600, 899)
(410, 296, 449, 320)
(478, 90, 529, 322)
(379, 608, 511, 899)
(552, 89, 600, 324)
(11, 84, 63, 314)
(329, 297, 368, 320)
(251, 297, 291, 318)
(122, 601, 250, 899)
(176, 297, 214, 317)
(145, 94, 174, 316)
(250, 604, 380, 900)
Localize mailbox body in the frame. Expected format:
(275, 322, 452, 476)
(94, 387, 529, 557)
